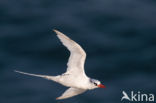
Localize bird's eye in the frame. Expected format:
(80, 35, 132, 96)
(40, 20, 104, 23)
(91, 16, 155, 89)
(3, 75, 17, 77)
(94, 82, 97, 86)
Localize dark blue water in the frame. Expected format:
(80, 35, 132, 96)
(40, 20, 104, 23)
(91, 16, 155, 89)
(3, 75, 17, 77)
(1, 0, 156, 103)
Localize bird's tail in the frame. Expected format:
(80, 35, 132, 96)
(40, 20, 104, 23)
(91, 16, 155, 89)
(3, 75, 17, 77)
(14, 70, 56, 81)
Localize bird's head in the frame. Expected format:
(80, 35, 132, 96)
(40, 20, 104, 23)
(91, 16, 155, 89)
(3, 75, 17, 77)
(89, 79, 106, 89)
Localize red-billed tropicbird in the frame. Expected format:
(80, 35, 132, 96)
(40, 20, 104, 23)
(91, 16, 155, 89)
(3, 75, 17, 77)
(15, 30, 106, 100)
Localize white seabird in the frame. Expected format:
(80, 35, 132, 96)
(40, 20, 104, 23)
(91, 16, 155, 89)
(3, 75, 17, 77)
(15, 30, 105, 100)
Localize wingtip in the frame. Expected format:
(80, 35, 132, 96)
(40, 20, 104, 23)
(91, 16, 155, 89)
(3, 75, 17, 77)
(56, 97, 60, 100)
(53, 29, 64, 36)
(53, 29, 59, 34)
(53, 29, 57, 32)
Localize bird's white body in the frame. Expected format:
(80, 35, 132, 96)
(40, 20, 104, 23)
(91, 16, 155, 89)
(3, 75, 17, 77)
(54, 73, 89, 89)
(15, 30, 105, 100)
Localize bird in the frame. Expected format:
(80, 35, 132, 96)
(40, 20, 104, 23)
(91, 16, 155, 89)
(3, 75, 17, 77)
(121, 91, 131, 101)
(15, 29, 106, 100)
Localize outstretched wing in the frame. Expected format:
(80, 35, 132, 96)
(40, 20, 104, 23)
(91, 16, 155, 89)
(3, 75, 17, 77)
(54, 30, 86, 75)
(56, 87, 86, 100)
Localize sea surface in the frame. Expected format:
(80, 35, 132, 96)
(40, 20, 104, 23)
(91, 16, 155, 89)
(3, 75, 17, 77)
(0, 0, 156, 103)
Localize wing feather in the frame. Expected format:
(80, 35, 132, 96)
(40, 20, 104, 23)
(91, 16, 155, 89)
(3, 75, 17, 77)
(56, 87, 86, 100)
(54, 30, 86, 75)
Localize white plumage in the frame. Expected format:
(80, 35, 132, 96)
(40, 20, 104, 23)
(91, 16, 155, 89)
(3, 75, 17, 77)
(15, 29, 105, 100)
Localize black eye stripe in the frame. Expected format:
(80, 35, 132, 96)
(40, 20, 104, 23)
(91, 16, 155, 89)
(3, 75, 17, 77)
(94, 83, 97, 86)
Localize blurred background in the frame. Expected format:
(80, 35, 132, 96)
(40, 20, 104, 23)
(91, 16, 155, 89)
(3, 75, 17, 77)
(0, 0, 156, 103)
